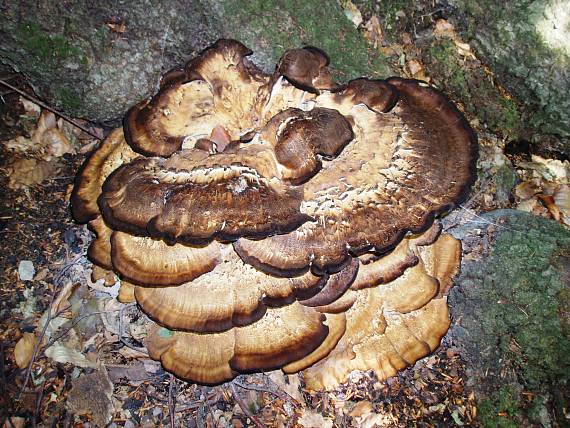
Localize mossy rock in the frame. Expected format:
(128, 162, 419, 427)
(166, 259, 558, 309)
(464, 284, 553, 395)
(452, 0, 570, 140)
(449, 209, 570, 426)
(0, 0, 390, 123)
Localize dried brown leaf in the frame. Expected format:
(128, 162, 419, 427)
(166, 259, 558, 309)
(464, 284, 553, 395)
(433, 19, 456, 38)
(297, 410, 333, 428)
(14, 332, 36, 368)
(7, 157, 60, 189)
(363, 16, 384, 48)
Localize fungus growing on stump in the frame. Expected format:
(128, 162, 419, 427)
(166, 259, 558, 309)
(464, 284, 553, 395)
(72, 39, 477, 389)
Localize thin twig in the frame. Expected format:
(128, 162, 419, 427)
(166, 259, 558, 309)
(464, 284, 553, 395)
(233, 378, 300, 407)
(0, 342, 6, 394)
(229, 382, 265, 428)
(168, 374, 176, 428)
(17, 292, 56, 401)
(18, 256, 84, 400)
(32, 380, 46, 428)
(118, 304, 148, 354)
(0, 79, 102, 140)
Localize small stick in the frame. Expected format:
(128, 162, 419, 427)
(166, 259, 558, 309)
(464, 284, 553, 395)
(32, 380, 46, 428)
(233, 378, 300, 407)
(0, 342, 6, 394)
(118, 304, 148, 354)
(168, 374, 176, 428)
(18, 292, 56, 401)
(0, 79, 102, 140)
(229, 382, 265, 428)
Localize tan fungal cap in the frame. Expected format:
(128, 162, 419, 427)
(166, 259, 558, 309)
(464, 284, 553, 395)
(145, 302, 334, 384)
(111, 232, 221, 286)
(134, 245, 354, 333)
(71, 128, 138, 223)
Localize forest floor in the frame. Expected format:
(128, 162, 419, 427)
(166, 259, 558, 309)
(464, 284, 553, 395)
(1, 2, 569, 427)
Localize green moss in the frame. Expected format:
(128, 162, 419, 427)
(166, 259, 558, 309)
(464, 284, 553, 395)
(16, 22, 85, 66)
(216, 0, 391, 78)
(496, 98, 521, 132)
(54, 87, 83, 112)
(452, 211, 570, 426)
(425, 39, 521, 136)
(494, 164, 518, 202)
(478, 385, 521, 428)
(487, 225, 570, 389)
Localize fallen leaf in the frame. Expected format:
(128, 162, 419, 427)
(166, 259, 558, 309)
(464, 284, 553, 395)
(2, 417, 26, 428)
(349, 400, 374, 418)
(67, 367, 114, 427)
(268, 371, 305, 404)
(434, 19, 456, 38)
(554, 184, 570, 225)
(297, 410, 333, 428)
(7, 157, 60, 189)
(451, 409, 465, 425)
(44, 343, 98, 368)
(52, 281, 79, 315)
(360, 413, 393, 428)
(14, 332, 36, 368)
(20, 97, 41, 116)
(453, 40, 477, 59)
(363, 16, 384, 48)
(342, 1, 363, 27)
(406, 59, 429, 81)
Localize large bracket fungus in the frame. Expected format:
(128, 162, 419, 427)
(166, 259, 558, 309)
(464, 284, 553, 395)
(72, 39, 477, 389)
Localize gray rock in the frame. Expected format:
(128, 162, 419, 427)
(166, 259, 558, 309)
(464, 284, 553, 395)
(0, 1, 389, 123)
(0, 1, 217, 124)
(450, 0, 570, 139)
(17, 260, 35, 281)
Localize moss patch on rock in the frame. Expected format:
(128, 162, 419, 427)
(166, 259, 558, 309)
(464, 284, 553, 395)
(452, 0, 570, 139)
(449, 209, 570, 426)
(424, 39, 522, 137)
(209, 0, 391, 79)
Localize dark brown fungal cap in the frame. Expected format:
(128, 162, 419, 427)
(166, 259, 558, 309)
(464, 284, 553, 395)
(339, 79, 400, 113)
(71, 129, 138, 223)
(124, 40, 267, 158)
(234, 78, 477, 276)
(299, 257, 359, 307)
(276, 46, 336, 92)
(260, 107, 354, 184)
(98, 149, 310, 245)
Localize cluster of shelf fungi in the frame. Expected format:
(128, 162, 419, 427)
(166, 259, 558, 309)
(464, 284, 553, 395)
(71, 40, 477, 390)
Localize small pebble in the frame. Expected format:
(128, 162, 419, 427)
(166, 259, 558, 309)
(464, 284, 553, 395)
(18, 260, 35, 281)
(124, 420, 136, 428)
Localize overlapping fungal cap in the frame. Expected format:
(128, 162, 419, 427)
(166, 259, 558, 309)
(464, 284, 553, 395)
(71, 39, 476, 389)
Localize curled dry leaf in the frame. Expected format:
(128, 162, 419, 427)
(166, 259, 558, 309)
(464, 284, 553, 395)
(7, 157, 59, 189)
(44, 343, 98, 368)
(342, 0, 363, 27)
(298, 410, 334, 428)
(14, 332, 36, 368)
(363, 15, 384, 49)
(433, 19, 456, 38)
